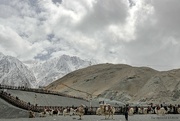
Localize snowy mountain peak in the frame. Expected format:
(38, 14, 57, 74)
(30, 54, 96, 87)
(0, 54, 36, 88)
(0, 53, 96, 88)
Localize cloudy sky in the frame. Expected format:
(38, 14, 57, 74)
(0, 0, 180, 71)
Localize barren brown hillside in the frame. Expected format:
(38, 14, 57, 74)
(45, 63, 180, 104)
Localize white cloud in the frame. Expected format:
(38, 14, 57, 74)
(122, 0, 180, 70)
(0, 0, 180, 71)
(0, 25, 27, 51)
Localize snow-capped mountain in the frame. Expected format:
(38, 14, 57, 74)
(0, 52, 36, 88)
(29, 55, 96, 87)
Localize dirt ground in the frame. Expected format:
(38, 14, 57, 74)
(0, 114, 179, 121)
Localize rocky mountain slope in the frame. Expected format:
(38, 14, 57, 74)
(0, 53, 96, 87)
(45, 63, 180, 104)
(29, 55, 96, 87)
(0, 53, 36, 88)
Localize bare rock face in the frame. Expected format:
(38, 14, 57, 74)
(45, 63, 180, 104)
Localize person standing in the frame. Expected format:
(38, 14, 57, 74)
(124, 104, 129, 121)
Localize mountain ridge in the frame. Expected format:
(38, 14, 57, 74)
(28, 54, 96, 87)
(45, 63, 180, 104)
(0, 53, 96, 87)
(0, 53, 36, 88)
